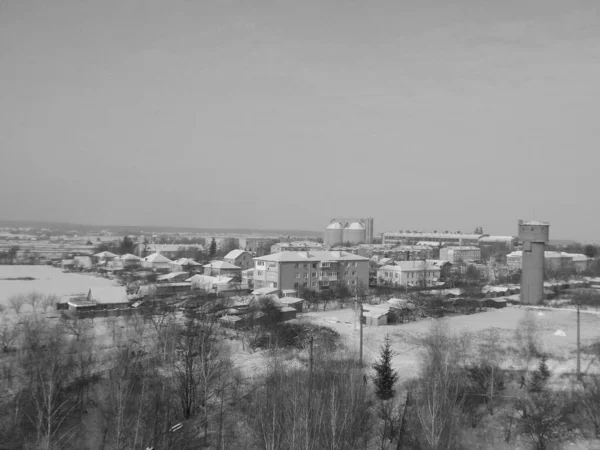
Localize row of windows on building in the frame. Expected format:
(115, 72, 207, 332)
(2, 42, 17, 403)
(255, 270, 358, 278)
(293, 279, 359, 289)
(383, 271, 437, 279)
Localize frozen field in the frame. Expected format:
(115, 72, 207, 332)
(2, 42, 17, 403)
(0, 265, 118, 309)
(301, 306, 600, 385)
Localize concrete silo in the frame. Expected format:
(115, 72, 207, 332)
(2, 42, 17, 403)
(343, 222, 367, 246)
(324, 221, 344, 247)
(518, 219, 550, 305)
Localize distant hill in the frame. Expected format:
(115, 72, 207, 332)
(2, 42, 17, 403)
(0, 220, 322, 237)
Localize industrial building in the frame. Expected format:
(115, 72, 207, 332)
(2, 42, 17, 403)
(324, 217, 374, 247)
(271, 241, 324, 253)
(253, 250, 370, 292)
(518, 220, 549, 305)
(382, 230, 483, 247)
(478, 235, 519, 251)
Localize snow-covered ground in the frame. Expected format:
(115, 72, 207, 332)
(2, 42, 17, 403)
(0, 265, 118, 311)
(299, 305, 600, 385)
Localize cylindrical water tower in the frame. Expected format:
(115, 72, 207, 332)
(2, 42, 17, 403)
(343, 222, 367, 246)
(324, 221, 344, 247)
(518, 219, 550, 305)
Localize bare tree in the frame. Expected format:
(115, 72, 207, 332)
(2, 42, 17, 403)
(41, 294, 59, 314)
(249, 352, 372, 450)
(9, 294, 26, 315)
(0, 313, 20, 353)
(20, 316, 77, 449)
(414, 321, 470, 450)
(60, 312, 93, 341)
(25, 291, 44, 312)
(514, 311, 541, 372)
(517, 391, 565, 450)
(579, 375, 600, 438)
(106, 347, 144, 450)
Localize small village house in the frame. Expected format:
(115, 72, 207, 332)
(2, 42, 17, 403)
(87, 286, 130, 309)
(120, 253, 141, 268)
(203, 260, 242, 280)
(223, 250, 254, 270)
(142, 252, 173, 271)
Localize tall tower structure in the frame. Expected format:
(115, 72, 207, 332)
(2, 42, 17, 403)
(518, 219, 550, 305)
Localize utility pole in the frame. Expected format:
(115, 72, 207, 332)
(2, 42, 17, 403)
(577, 299, 581, 381)
(359, 301, 363, 367)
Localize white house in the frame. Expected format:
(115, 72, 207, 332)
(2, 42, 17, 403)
(142, 252, 172, 270)
(377, 260, 442, 287)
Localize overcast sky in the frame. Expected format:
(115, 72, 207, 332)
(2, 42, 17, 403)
(1, 0, 598, 239)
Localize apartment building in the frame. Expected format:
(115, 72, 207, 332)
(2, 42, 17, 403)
(506, 251, 590, 273)
(377, 260, 444, 287)
(439, 246, 481, 263)
(253, 250, 369, 292)
(243, 237, 279, 255)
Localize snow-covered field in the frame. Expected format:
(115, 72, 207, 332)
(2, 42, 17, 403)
(0, 265, 118, 310)
(300, 306, 600, 385)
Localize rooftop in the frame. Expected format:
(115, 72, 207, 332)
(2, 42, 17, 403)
(384, 231, 483, 239)
(143, 252, 172, 263)
(255, 250, 369, 263)
(88, 286, 129, 305)
(204, 260, 241, 270)
(379, 260, 444, 272)
(520, 220, 550, 226)
(224, 249, 249, 260)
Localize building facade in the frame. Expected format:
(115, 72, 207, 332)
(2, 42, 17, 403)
(253, 251, 369, 292)
(203, 261, 242, 280)
(377, 260, 443, 287)
(243, 237, 279, 256)
(439, 246, 481, 263)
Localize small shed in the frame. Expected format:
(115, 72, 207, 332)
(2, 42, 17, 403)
(157, 271, 190, 283)
(278, 306, 298, 322)
(363, 309, 388, 327)
(281, 289, 298, 298)
(61, 259, 75, 270)
(278, 297, 305, 312)
(155, 282, 192, 296)
(480, 297, 507, 309)
(219, 315, 243, 329)
(74, 256, 93, 270)
(252, 287, 281, 297)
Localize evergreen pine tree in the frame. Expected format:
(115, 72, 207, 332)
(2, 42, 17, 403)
(372, 335, 398, 400)
(528, 370, 543, 393)
(209, 238, 217, 257)
(538, 355, 550, 381)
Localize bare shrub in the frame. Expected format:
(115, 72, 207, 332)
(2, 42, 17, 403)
(8, 294, 26, 315)
(514, 310, 542, 370)
(517, 391, 566, 450)
(579, 375, 600, 438)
